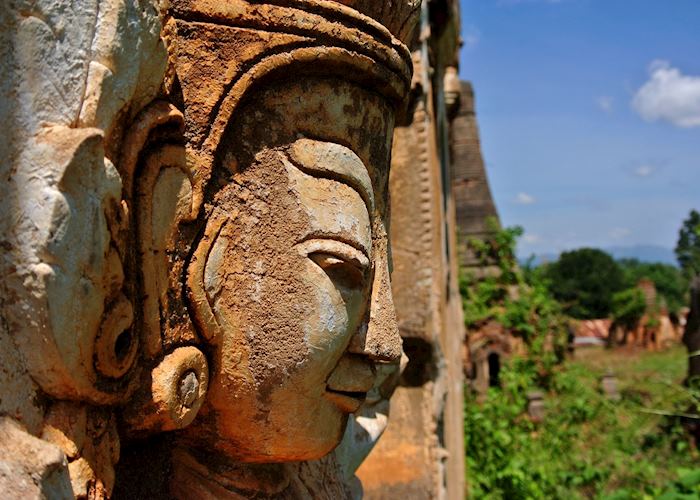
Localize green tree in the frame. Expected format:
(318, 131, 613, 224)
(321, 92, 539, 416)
(610, 287, 647, 345)
(676, 209, 700, 280)
(617, 259, 688, 315)
(543, 248, 624, 319)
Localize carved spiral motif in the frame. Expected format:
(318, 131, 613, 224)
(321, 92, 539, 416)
(94, 296, 138, 379)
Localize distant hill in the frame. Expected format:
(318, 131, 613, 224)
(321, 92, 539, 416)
(605, 245, 677, 265)
(519, 253, 558, 267)
(520, 245, 678, 267)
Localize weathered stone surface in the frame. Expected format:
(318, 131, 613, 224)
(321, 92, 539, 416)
(0, 418, 73, 499)
(356, 1, 466, 498)
(526, 392, 546, 423)
(451, 81, 501, 270)
(2, 0, 423, 497)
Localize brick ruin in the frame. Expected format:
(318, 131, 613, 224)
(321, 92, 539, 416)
(451, 81, 501, 272)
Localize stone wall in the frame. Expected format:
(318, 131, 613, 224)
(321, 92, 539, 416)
(356, 0, 466, 497)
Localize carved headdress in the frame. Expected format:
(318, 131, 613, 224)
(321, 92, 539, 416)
(169, 0, 420, 181)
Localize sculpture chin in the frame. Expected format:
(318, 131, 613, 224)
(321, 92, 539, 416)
(221, 409, 350, 464)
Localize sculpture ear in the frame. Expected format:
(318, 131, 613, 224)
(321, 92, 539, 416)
(119, 100, 209, 434)
(121, 100, 203, 355)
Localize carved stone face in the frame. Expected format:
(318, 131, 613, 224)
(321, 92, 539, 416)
(185, 77, 402, 462)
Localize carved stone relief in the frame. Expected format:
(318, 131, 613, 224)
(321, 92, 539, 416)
(1, 0, 420, 497)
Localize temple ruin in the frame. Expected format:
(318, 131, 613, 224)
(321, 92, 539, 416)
(447, 79, 511, 395)
(451, 81, 501, 272)
(0, 0, 480, 497)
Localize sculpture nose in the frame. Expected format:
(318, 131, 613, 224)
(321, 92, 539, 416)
(348, 257, 403, 363)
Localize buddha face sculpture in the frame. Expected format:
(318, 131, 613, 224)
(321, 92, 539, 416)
(3, 0, 420, 495)
(183, 77, 403, 462)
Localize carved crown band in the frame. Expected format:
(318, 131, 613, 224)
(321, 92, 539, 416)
(171, 0, 419, 180)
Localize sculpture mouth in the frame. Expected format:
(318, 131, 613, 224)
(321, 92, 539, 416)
(324, 353, 375, 412)
(324, 388, 368, 413)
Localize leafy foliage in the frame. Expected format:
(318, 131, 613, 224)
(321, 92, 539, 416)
(460, 223, 568, 381)
(656, 468, 700, 499)
(610, 287, 647, 333)
(462, 223, 699, 498)
(541, 248, 625, 319)
(675, 209, 700, 280)
(618, 259, 689, 315)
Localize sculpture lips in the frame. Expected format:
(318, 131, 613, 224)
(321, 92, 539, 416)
(324, 388, 367, 413)
(324, 354, 375, 412)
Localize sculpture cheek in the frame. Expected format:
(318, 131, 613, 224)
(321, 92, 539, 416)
(302, 262, 353, 359)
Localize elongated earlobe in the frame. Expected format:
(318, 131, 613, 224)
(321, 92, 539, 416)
(119, 98, 210, 436)
(123, 346, 209, 433)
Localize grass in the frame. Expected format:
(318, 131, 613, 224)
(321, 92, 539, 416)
(465, 345, 700, 499)
(561, 346, 694, 496)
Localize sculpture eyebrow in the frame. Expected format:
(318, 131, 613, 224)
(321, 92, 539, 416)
(286, 138, 375, 213)
(298, 232, 372, 260)
(296, 238, 370, 268)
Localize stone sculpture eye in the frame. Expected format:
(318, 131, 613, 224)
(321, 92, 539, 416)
(310, 252, 367, 290)
(301, 238, 370, 290)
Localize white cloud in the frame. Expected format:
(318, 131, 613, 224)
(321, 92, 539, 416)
(514, 192, 536, 205)
(523, 233, 541, 244)
(597, 96, 613, 113)
(464, 25, 480, 50)
(632, 60, 700, 128)
(609, 227, 631, 240)
(633, 164, 654, 177)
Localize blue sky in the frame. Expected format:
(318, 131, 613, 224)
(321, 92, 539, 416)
(458, 0, 700, 259)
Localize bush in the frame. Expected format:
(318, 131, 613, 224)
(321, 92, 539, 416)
(618, 259, 688, 315)
(461, 224, 568, 383)
(610, 287, 647, 336)
(462, 225, 699, 498)
(465, 347, 699, 499)
(541, 248, 625, 319)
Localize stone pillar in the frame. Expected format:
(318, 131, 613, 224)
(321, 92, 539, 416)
(684, 278, 700, 382)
